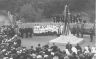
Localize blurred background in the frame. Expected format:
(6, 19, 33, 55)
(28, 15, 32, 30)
(0, 0, 95, 23)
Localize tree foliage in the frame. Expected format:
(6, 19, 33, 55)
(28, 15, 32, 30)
(0, 0, 95, 22)
(19, 3, 43, 22)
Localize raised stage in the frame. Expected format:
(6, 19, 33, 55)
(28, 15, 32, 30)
(49, 34, 84, 45)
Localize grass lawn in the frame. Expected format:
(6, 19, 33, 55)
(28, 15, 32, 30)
(21, 35, 95, 50)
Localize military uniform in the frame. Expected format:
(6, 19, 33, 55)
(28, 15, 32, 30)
(28, 28, 33, 38)
(19, 28, 24, 38)
(90, 28, 94, 42)
(81, 23, 84, 38)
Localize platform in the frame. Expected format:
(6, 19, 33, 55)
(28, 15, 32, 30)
(49, 34, 84, 45)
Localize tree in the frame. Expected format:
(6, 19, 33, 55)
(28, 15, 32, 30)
(19, 3, 43, 22)
(0, 0, 95, 22)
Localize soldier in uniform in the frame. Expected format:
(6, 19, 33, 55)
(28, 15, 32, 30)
(27, 28, 33, 38)
(19, 28, 24, 38)
(71, 27, 75, 35)
(81, 21, 85, 38)
(90, 28, 94, 42)
(76, 23, 80, 37)
(25, 28, 28, 38)
(29, 28, 33, 38)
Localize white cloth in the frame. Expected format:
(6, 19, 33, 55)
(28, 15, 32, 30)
(65, 49, 70, 55)
(51, 52, 55, 56)
(91, 47, 96, 53)
(71, 47, 77, 54)
(84, 47, 89, 53)
(37, 55, 42, 58)
(44, 55, 48, 58)
(3, 57, 8, 59)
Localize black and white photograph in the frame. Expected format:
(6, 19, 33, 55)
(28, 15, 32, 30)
(0, 0, 95, 59)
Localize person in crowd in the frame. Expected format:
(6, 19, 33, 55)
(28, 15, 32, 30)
(15, 38, 21, 47)
(90, 28, 94, 42)
(76, 24, 80, 37)
(25, 28, 29, 38)
(19, 27, 33, 38)
(8, 27, 16, 38)
(28, 28, 33, 38)
(50, 43, 58, 52)
(43, 44, 49, 50)
(80, 21, 85, 38)
(75, 43, 82, 54)
(55, 50, 64, 59)
(71, 47, 78, 54)
(0, 36, 3, 44)
(78, 52, 85, 59)
(69, 52, 79, 59)
(28, 46, 35, 54)
(66, 42, 72, 51)
(71, 27, 76, 35)
(36, 44, 42, 54)
(19, 28, 24, 38)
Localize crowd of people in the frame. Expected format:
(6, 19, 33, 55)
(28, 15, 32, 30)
(19, 28, 33, 38)
(0, 41, 96, 59)
(18, 22, 94, 42)
(52, 14, 82, 23)
(0, 25, 22, 59)
(0, 25, 95, 59)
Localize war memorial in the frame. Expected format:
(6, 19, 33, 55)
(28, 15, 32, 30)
(0, 0, 95, 59)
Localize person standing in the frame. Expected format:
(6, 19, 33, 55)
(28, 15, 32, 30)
(76, 23, 80, 37)
(66, 42, 72, 51)
(75, 43, 82, 55)
(19, 28, 24, 38)
(51, 43, 58, 52)
(25, 28, 28, 38)
(81, 21, 85, 38)
(90, 28, 94, 42)
(29, 28, 33, 38)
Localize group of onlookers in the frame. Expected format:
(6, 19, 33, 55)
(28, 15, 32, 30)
(18, 24, 94, 42)
(0, 25, 15, 38)
(52, 14, 82, 23)
(0, 25, 22, 59)
(0, 25, 95, 59)
(19, 28, 33, 38)
(0, 42, 96, 59)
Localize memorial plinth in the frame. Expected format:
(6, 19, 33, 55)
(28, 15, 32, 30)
(49, 4, 84, 45)
(49, 34, 84, 45)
